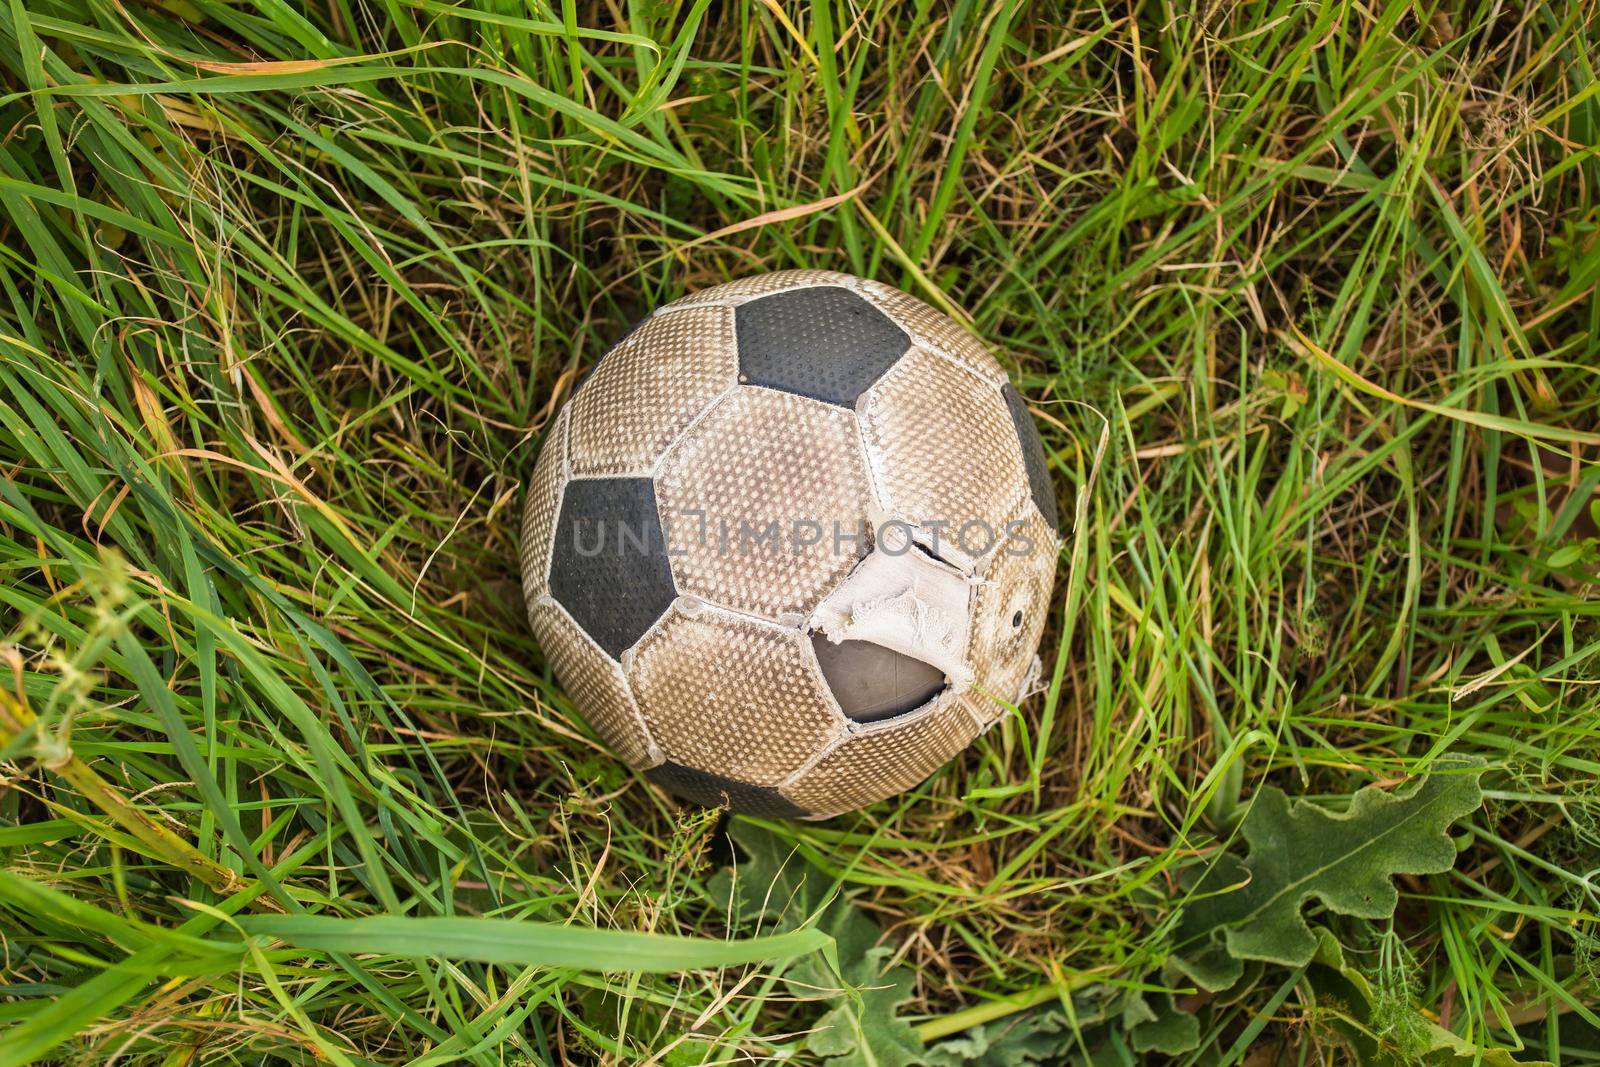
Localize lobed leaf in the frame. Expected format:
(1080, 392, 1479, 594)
(714, 823, 924, 1066)
(1171, 758, 1486, 991)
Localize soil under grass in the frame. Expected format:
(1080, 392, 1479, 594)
(1, 1, 1598, 1064)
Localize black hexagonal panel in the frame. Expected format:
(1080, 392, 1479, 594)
(646, 761, 807, 818)
(735, 286, 909, 406)
(549, 477, 677, 659)
(1001, 384, 1059, 533)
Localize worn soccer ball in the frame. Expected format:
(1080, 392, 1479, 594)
(520, 270, 1059, 819)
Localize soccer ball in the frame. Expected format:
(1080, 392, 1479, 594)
(520, 271, 1059, 819)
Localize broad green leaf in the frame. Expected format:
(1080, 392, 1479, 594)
(1172, 759, 1485, 991)
(808, 948, 924, 1067)
(713, 823, 923, 1067)
(923, 987, 1122, 1065)
(924, 1005, 1087, 1065)
(1122, 990, 1200, 1056)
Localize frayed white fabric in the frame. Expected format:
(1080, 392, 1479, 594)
(809, 544, 975, 691)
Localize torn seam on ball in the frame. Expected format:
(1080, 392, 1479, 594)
(808, 541, 976, 723)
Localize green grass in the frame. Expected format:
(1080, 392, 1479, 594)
(0, 0, 1598, 1062)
